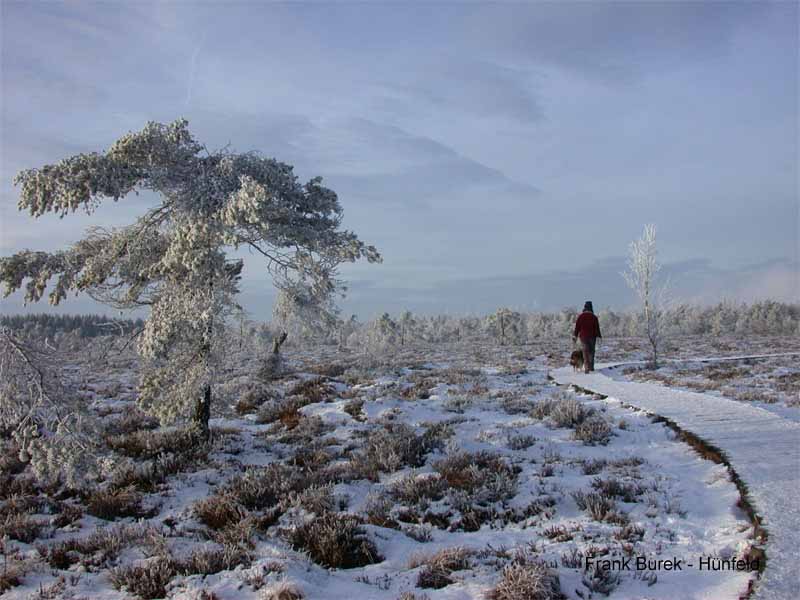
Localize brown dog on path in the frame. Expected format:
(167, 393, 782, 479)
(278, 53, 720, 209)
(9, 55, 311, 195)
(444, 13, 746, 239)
(569, 349, 584, 372)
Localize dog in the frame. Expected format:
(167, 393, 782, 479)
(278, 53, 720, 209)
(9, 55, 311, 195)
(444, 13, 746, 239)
(569, 349, 584, 372)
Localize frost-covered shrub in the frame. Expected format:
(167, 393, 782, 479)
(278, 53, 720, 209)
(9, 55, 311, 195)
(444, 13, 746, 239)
(105, 427, 204, 460)
(397, 593, 430, 600)
(1, 513, 44, 543)
(0, 562, 22, 595)
(284, 484, 336, 516)
(223, 465, 309, 511)
(86, 486, 152, 521)
(288, 377, 332, 404)
(42, 523, 159, 570)
(548, 397, 591, 428)
(288, 513, 382, 568)
(193, 495, 248, 530)
(109, 453, 192, 492)
(351, 423, 431, 479)
(363, 492, 398, 529)
(0, 329, 106, 487)
(390, 474, 447, 505)
(420, 421, 456, 451)
(482, 469, 520, 503)
(443, 394, 473, 413)
(485, 308, 525, 345)
(278, 415, 333, 445)
(261, 582, 305, 600)
(109, 558, 176, 600)
(178, 543, 250, 575)
(528, 397, 558, 421)
(614, 523, 645, 542)
(103, 411, 160, 436)
(289, 444, 334, 471)
(235, 384, 275, 415)
(343, 398, 365, 421)
(582, 565, 621, 596)
(507, 433, 537, 450)
(51, 503, 84, 529)
(573, 415, 612, 445)
(255, 397, 305, 426)
(500, 394, 534, 415)
(412, 547, 473, 589)
(433, 451, 517, 498)
(571, 491, 616, 522)
(487, 562, 563, 600)
(591, 478, 645, 503)
(581, 458, 607, 475)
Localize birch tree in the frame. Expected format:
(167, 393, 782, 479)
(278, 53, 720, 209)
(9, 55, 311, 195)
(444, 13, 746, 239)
(0, 119, 380, 437)
(622, 224, 668, 367)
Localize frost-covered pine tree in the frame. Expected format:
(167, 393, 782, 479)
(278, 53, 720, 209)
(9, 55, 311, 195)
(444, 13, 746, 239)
(0, 119, 380, 437)
(368, 312, 400, 350)
(397, 310, 418, 346)
(485, 308, 524, 345)
(338, 314, 360, 349)
(622, 224, 668, 367)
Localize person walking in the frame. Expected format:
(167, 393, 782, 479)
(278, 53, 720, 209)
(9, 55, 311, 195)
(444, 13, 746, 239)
(573, 301, 602, 373)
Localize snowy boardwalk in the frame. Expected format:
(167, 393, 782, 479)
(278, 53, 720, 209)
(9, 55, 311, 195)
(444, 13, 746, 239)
(552, 363, 800, 600)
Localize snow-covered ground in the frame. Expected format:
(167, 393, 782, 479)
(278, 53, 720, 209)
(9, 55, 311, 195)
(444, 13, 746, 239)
(1, 338, 782, 599)
(615, 354, 800, 422)
(553, 362, 800, 600)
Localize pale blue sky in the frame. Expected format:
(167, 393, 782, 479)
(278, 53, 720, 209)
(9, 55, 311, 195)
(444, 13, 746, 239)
(1, 1, 797, 318)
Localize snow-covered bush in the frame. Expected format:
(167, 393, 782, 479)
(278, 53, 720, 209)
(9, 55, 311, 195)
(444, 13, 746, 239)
(485, 308, 525, 345)
(573, 414, 613, 445)
(0, 328, 106, 487)
(571, 490, 616, 522)
(288, 513, 382, 569)
(487, 561, 563, 600)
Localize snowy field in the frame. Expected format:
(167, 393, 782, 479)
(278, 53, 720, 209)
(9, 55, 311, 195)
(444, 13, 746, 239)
(618, 355, 800, 422)
(2, 335, 791, 600)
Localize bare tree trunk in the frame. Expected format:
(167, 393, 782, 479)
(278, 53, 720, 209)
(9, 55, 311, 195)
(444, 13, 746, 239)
(193, 273, 215, 439)
(649, 330, 659, 369)
(193, 383, 211, 439)
(272, 331, 288, 355)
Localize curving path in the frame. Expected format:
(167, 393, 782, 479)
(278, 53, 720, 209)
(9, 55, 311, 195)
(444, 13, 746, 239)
(552, 362, 800, 600)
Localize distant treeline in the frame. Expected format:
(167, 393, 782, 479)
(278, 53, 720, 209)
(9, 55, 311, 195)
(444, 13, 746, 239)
(3, 301, 797, 346)
(273, 300, 800, 348)
(0, 313, 144, 339)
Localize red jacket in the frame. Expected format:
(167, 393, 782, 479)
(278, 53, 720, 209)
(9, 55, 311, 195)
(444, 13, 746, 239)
(574, 311, 601, 341)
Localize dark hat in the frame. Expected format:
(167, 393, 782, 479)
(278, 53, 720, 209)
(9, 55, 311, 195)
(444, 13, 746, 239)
(583, 301, 593, 312)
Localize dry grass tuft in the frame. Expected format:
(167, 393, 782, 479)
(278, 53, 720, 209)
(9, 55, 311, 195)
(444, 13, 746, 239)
(433, 450, 517, 499)
(289, 513, 382, 569)
(410, 546, 472, 589)
(486, 562, 564, 600)
(86, 486, 153, 521)
(106, 427, 207, 460)
(573, 415, 612, 445)
(571, 491, 616, 522)
(109, 558, 176, 600)
(260, 581, 305, 600)
(194, 495, 248, 530)
(1, 513, 45, 543)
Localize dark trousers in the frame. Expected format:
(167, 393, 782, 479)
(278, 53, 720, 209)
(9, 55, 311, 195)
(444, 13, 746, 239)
(581, 337, 596, 372)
